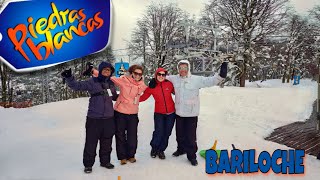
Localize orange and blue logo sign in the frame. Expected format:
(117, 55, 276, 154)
(0, 0, 112, 72)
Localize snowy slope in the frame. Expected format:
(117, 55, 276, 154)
(0, 79, 320, 180)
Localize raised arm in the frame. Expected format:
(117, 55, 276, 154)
(62, 68, 93, 91)
(65, 76, 93, 91)
(196, 74, 224, 88)
(196, 61, 227, 88)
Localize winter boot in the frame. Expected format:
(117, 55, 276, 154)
(172, 150, 186, 157)
(120, 159, 127, 165)
(158, 151, 166, 159)
(84, 167, 92, 173)
(128, 157, 136, 163)
(151, 149, 157, 158)
(100, 163, 115, 169)
(189, 159, 198, 166)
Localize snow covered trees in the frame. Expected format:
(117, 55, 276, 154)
(0, 61, 11, 106)
(311, 5, 320, 22)
(127, 1, 319, 87)
(128, 3, 185, 78)
(280, 13, 315, 83)
(203, 0, 288, 87)
(310, 5, 320, 81)
(0, 0, 13, 107)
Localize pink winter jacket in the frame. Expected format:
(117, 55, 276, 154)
(111, 75, 147, 115)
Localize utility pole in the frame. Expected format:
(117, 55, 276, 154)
(317, 47, 320, 133)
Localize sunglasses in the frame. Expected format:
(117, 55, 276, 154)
(157, 73, 167, 77)
(179, 67, 188, 70)
(102, 68, 111, 72)
(133, 71, 143, 76)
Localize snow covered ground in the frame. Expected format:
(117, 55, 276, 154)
(0, 79, 319, 180)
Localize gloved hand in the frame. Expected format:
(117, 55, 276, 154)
(61, 68, 72, 78)
(219, 62, 228, 78)
(82, 62, 94, 77)
(148, 78, 157, 89)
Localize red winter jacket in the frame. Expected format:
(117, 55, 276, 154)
(139, 68, 175, 114)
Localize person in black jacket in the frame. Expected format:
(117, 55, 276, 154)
(61, 61, 118, 173)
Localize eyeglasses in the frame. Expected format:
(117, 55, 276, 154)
(133, 71, 143, 76)
(157, 73, 167, 77)
(179, 67, 188, 70)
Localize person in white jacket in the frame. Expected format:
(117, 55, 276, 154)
(166, 59, 228, 166)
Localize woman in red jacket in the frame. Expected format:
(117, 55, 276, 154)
(140, 68, 175, 159)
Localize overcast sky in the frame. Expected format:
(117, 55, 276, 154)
(110, 0, 320, 60)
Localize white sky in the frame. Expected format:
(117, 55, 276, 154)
(110, 0, 320, 61)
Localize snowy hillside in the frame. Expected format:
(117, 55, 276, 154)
(1, 79, 320, 180)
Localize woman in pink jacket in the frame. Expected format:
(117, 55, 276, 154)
(110, 65, 147, 165)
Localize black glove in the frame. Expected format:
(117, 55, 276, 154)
(219, 62, 228, 78)
(61, 68, 72, 78)
(148, 78, 157, 89)
(82, 62, 94, 77)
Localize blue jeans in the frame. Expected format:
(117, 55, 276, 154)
(150, 113, 176, 152)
